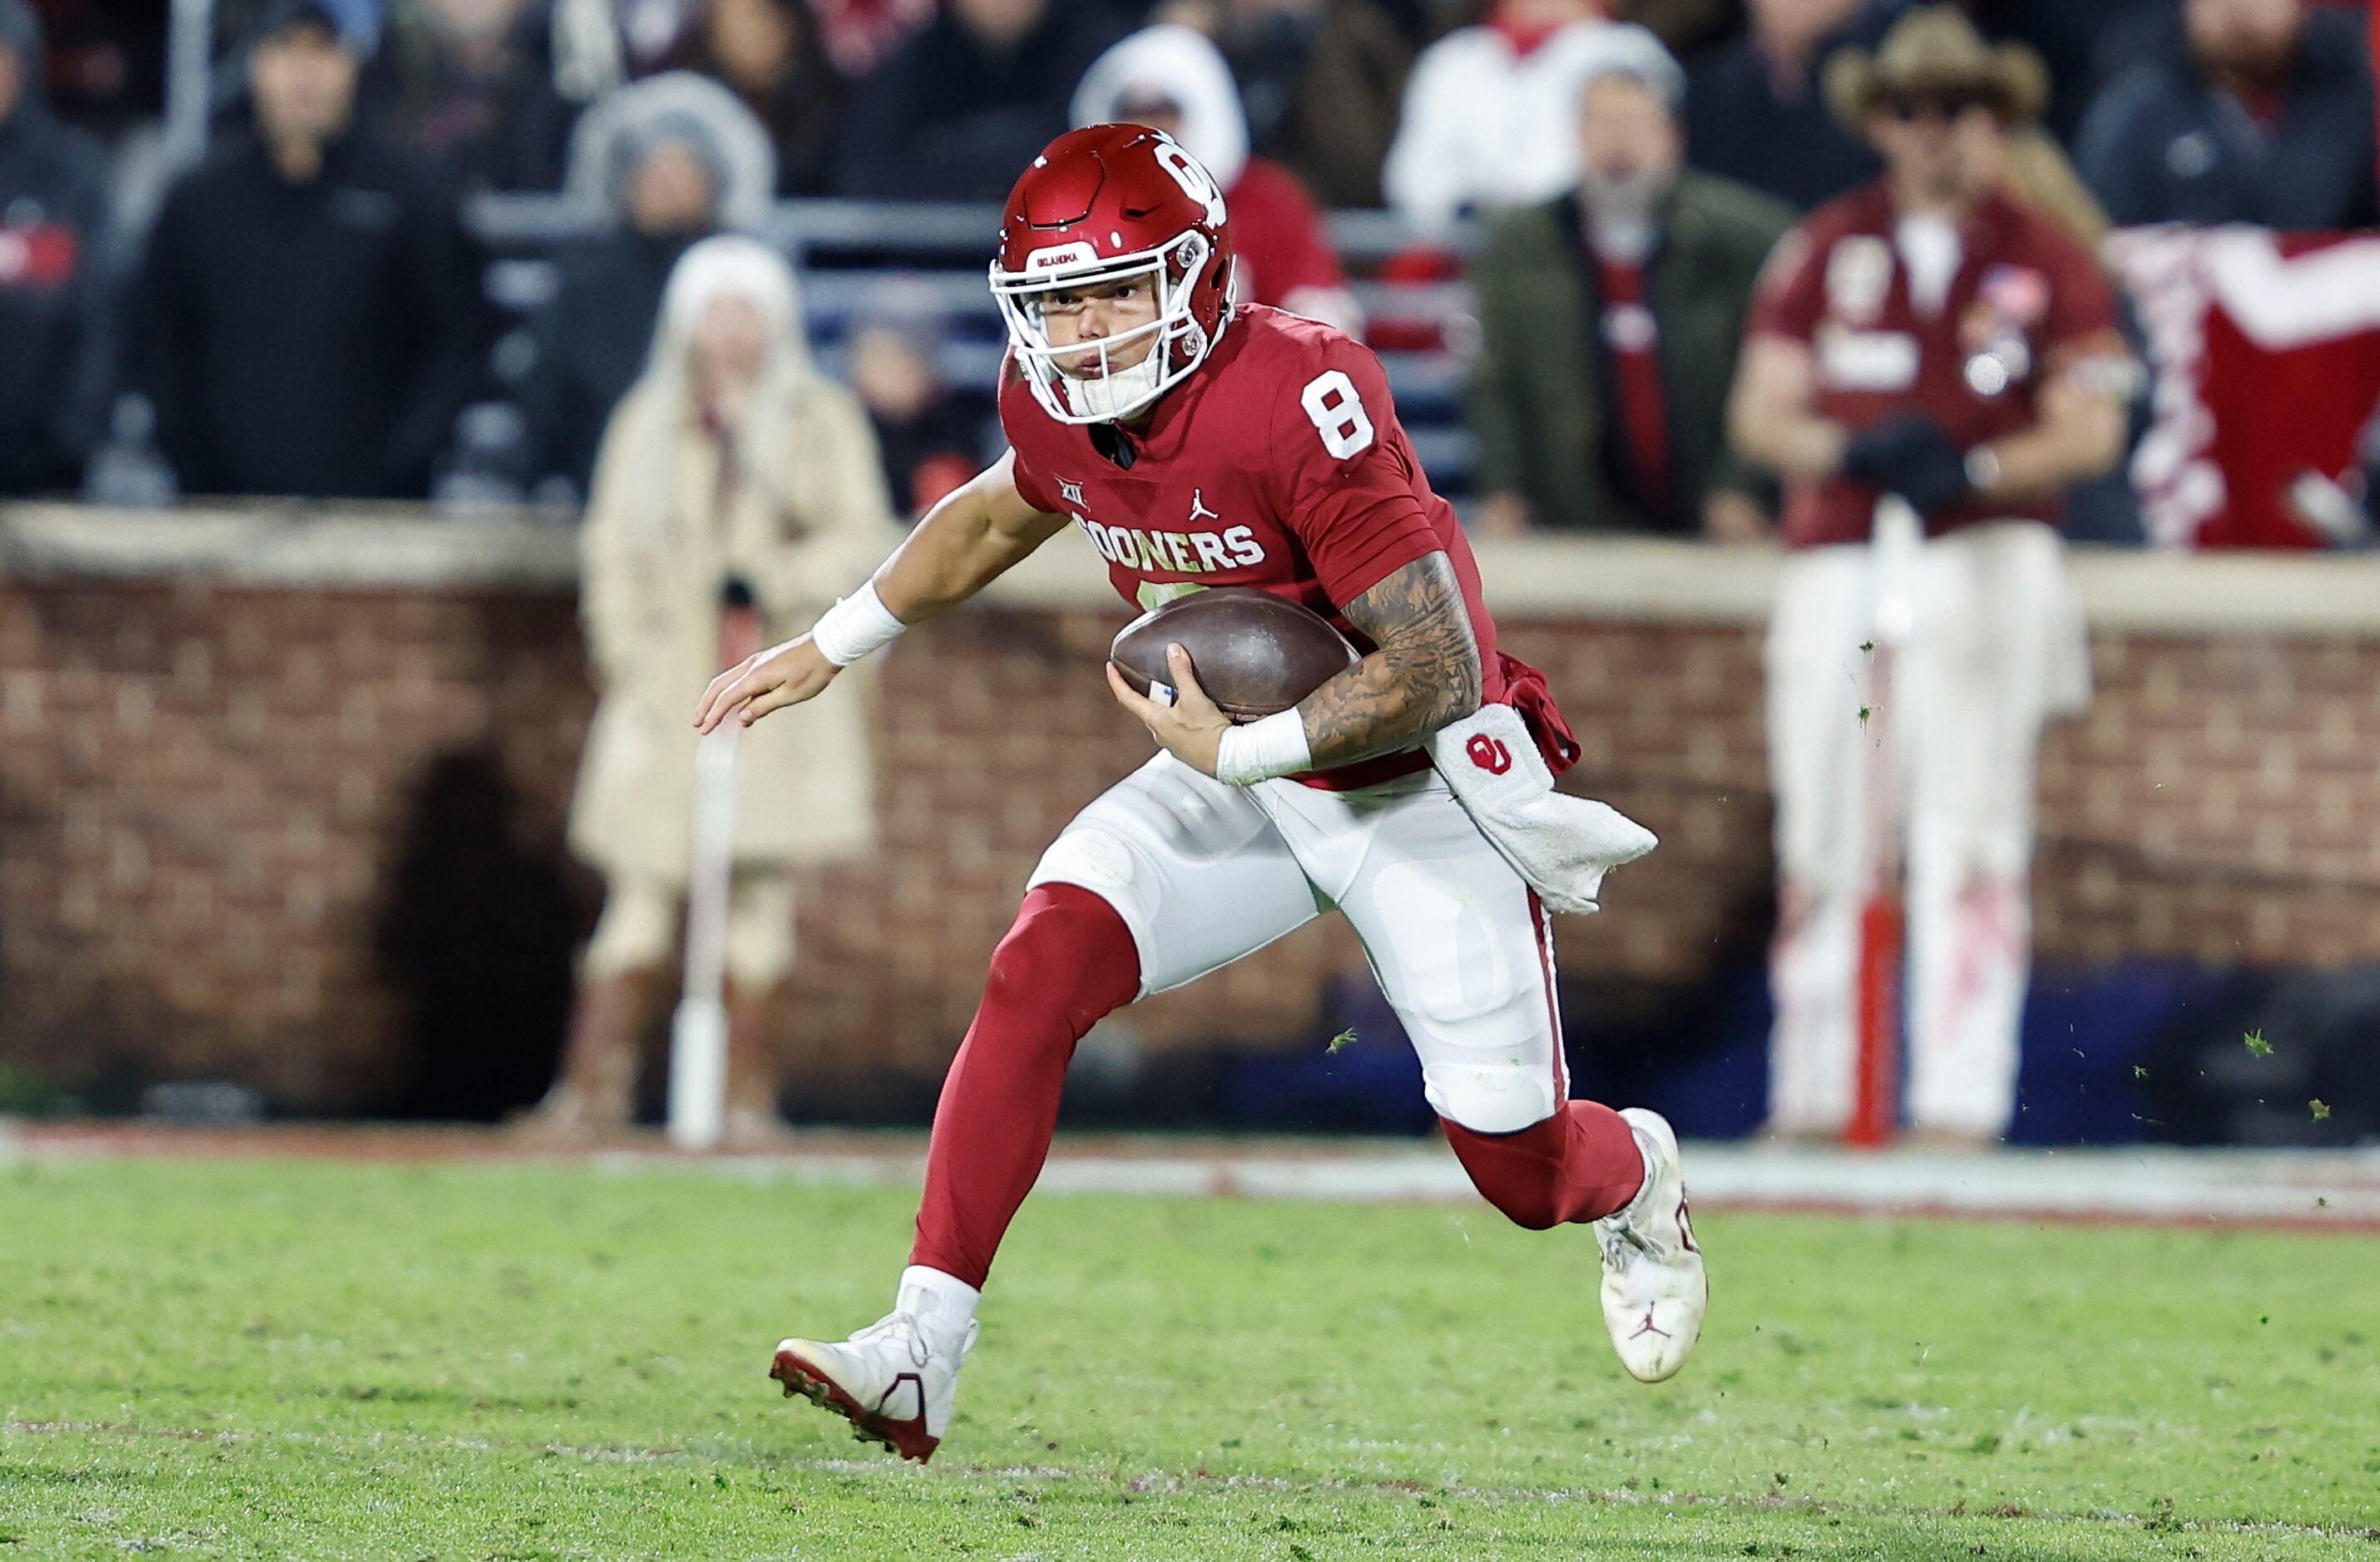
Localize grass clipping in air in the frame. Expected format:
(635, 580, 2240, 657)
(3, 1157, 2378, 1560)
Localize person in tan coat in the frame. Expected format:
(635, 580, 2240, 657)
(527, 234, 899, 1144)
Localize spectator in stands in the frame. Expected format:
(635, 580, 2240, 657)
(1685, 0, 1878, 212)
(545, 0, 704, 101)
(530, 235, 896, 1146)
(26, 0, 166, 138)
(833, 0, 1121, 200)
(1071, 24, 1361, 332)
(1728, 7, 2131, 1145)
(128, 0, 489, 500)
(1832, 4, 2114, 254)
(849, 315, 992, 519)
(1382, 0, 1616, 237)
(806, 0, 933, 78)
(526, 72, 774, 497)
(1620, 0, 1733, 59)
(1863, 0, 2171, 145)
(2075, 0, 2378, 230)
(1470, 27, 1792, 538)
(0, 0, 112, 496)
(1165, 0, 1414, 210)
(666, 0, 844, 195)
(215, 0, 383, 60)
(377, 0, 575, 192)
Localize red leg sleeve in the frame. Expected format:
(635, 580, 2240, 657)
(1440, 1102, 1645, 1230)
(908, 884, 1141, 1288)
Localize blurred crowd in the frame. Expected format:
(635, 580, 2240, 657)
(0, 0, 2374, 538)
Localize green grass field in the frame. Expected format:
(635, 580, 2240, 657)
(3, 1154, 2378, 1560)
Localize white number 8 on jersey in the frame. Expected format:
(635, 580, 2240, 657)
(1300, 369, 1375, 460)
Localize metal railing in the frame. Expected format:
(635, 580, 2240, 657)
(463, 195, 1485, 492)
(464, 194, 1471, 268)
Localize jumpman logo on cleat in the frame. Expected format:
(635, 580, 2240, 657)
(1630, 1309, 1670, 1341)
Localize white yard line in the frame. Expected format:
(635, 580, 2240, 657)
(12, 1121, 2378, 1228)
(676, 1139, 2380, 1228)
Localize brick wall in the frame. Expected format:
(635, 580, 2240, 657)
(4, 516, 2379, 1115)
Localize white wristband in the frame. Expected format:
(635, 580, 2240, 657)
(1215, 709, 1313, 787)
(809, 581, 906, 667)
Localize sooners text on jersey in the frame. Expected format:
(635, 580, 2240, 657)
(1002, 304, 1578, 787)
(1005, 305, 1473, 639)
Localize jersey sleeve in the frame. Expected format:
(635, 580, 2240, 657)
(1274, 338, 1443, 608)
(1744, 225, 1825, 344)
(996, 363, 1065, 514)
(2040, 232, 2124, 361)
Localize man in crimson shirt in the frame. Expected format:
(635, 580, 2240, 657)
(700, 124, 1703, 1461)
(1729, 7, 2133, 1147)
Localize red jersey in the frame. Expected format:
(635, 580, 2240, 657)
(1003, 304, 1554, 788)
(1747, 182, 2125, 547)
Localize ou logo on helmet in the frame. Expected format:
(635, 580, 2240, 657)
(1151, 136, 1226, 226)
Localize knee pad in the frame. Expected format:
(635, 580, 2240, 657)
(1423, 1060, 1559, 1136)
(982, 882, 1142, 1026)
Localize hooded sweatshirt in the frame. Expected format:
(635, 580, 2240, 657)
(127, 53, 492, 502)
(0, 0, 113, 494)
(527, 73, 778, 493)
(1069, 25, 1350, 321)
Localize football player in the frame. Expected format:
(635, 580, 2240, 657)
(695, 124, 1705, 1462)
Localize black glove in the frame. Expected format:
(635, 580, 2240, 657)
(1841, 415, 1970, 514)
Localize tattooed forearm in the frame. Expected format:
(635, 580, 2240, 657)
(1296, 551, 1483, 769)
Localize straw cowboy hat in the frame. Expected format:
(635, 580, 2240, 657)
(1824, 6, 2049, 130)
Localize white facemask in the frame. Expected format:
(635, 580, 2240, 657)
(992, 232, 1230, 426)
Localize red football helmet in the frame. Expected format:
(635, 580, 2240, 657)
(990, 123, 1238, 425)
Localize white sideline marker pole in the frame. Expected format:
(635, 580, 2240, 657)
(670, 601, 758, 1150)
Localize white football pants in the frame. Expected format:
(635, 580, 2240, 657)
(1764, 521, 2089, 1137)
(1027, 754, 1568, 1134)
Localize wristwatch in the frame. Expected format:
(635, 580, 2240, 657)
(1963, 444, 2004, 494)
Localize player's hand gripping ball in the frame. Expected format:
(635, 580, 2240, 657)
(1107, 588, 1358, 720)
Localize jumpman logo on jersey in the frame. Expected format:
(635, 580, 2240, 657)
(1187, 489, 1220, 524)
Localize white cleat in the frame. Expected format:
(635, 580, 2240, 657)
(1595, 1107, 1708, 1383)
(770, 1303, 977, 1463)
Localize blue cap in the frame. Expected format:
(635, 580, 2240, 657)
(252, 0, 379, 57)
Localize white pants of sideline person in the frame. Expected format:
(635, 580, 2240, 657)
(1764, 520, 2090, 1138)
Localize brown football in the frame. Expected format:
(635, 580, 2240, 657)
(1110, 588, 1361, 721)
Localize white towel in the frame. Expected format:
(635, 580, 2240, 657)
(1428, 703, 1657, 914)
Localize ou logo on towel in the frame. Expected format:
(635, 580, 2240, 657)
(1466, 734, 1512, 775)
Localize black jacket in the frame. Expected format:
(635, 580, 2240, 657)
(0, 0, 114, 495)
(834, 0, 1123, 200)
(2076, 5, 2378, 230)
(1685, 33, 1878, 215)
(128, 128, 492, 499)
(521, 227, 703, 495)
